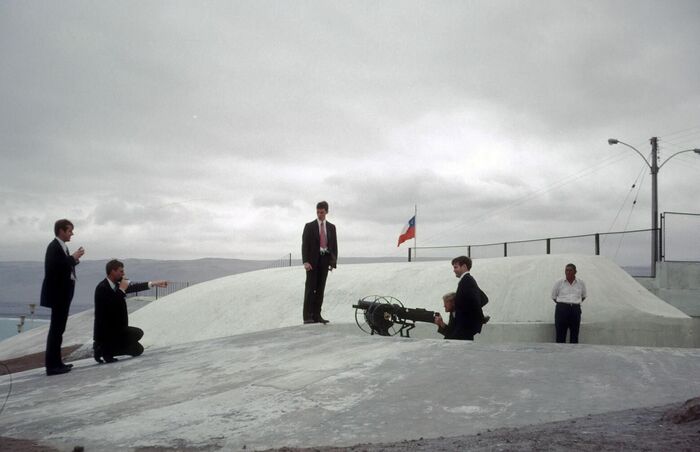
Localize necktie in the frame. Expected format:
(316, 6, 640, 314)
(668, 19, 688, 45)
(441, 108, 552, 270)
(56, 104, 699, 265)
(320, 222, 327, 249)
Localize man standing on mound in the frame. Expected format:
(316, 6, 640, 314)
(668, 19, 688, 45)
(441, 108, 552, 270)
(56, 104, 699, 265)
(41, 219, 85, 376)
(93, 259, 167, 363)
(301, 201, 338, 324)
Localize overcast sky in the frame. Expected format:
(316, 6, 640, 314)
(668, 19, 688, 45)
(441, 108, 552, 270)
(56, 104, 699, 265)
(1, 0, 699, 264)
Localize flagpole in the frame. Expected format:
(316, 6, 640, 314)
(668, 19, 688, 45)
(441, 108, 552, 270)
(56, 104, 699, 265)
(413, 204, 417, 260)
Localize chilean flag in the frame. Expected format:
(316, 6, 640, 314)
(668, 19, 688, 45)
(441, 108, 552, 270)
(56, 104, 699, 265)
(397, 215, 416, 247)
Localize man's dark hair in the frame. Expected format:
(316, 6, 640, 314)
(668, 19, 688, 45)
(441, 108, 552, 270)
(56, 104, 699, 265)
(566, 263, 577, 272)
(451, 255, 472, 269)
(106, 259, 124, 275)
(54, 219, 74, 236)
(316, 201, 329, 212)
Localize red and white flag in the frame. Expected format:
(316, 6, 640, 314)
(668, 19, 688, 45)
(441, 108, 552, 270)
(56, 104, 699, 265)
(397, 215, 416, 247)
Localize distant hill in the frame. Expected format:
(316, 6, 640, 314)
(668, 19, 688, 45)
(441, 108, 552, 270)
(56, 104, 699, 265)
(0, 256, 410, 319)
(0, 258, 279, 319)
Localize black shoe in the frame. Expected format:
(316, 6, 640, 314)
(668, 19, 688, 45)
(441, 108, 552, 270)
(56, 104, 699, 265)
(317, 317, 330, 324)
(61, 363, 74, 369)
(482, 315, 490, 324)
(93, 343, 104, 364)
(104, 356, 118, 364)
(303, 319, 316, 324)
(46, 366, 72, 376)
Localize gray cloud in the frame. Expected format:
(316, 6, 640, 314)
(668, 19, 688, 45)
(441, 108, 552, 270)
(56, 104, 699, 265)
(1, 0, 699, 262)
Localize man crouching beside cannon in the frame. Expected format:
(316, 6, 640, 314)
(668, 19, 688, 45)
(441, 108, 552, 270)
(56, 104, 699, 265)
(434, 292, 489, 341)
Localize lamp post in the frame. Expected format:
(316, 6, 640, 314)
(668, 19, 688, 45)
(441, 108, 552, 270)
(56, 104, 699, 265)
(608, 137, 700, 277)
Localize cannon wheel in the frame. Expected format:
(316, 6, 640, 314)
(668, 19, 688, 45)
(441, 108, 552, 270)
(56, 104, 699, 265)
(354, 295, 405, 336)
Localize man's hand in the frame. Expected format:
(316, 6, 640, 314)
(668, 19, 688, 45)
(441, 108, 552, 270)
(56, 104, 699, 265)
(434, 313, 446, 328)
(151, 280, 168, 288)
(72, 246, 85, 261)
(118, 278, 130, 292)
(303, 262, 312, 271)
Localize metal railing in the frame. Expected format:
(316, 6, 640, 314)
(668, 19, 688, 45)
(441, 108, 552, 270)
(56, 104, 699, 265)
(264, 253, 294, 269)
(408, 228, 659, 277)
(127, 281, 192, 299)
(662, 212, 700, 262)
(407, 211, 699, 276)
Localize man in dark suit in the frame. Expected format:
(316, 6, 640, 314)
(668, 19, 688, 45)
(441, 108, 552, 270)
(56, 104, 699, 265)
(41, 219, 85, 376)
(434, 256, 484, 340)
(434, 292, 464, 339)
(93, 259, 167, 363)
(301, 201, 338, 324)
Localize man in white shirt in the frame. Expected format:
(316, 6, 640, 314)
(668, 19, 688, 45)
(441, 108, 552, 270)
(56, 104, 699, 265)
(551, 263, 587, 343)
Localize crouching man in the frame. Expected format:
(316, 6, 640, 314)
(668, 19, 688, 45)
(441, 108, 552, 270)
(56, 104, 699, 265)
(93, 259, 167, 363)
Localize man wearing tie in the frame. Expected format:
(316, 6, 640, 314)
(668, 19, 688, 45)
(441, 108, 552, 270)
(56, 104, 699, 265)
(301, 201, 338, 324)
(93, 259, 168, 363)
(40, 219, 85, 376)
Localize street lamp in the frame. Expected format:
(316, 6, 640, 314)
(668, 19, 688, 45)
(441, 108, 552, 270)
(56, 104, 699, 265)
(608, 137, 700, 277)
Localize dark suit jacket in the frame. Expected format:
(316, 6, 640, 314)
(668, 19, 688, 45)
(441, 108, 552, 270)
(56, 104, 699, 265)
(454, 273, 485, 337)
(40, 238, 79, 309)
(94, 278, 149, 347)
(302, 220, 338, 269)
(438, 312, 464, 339)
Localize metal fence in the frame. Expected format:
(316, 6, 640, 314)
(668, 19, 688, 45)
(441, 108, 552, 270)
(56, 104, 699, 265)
(662, 212, 700, 262)
(408, 228, 657, 277)
(127, 281, 192, 299)
(263, 253, 294, 269)
(125, 254, 297, 299)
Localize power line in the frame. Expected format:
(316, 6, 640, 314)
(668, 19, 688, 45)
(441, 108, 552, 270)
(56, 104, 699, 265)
(658, 125, 700, 140)
(612, 167, 647, 260)
(420, 152, 633, 246)
(604, 163, 647, 235)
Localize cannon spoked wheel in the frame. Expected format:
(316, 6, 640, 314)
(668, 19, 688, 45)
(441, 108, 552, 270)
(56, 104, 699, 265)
(354, 295, 404, 336)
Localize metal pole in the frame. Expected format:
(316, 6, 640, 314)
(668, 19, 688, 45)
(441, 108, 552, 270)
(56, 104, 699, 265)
(413, 204, 417, 261)
(660, 212, 665, 261)
(595, 233, 600, 255)
(650, 137, 658, 277)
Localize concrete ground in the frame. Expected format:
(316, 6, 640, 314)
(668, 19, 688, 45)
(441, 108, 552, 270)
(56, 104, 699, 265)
(1, 325, 699, 451)
(2, 256, 698, 450)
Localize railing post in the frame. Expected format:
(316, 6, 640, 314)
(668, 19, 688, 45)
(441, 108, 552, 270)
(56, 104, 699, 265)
(155, 286, 159, 300)
(660, 214, 665, 261)
(546, 238, 551, 254)
(467, 245, 471, 258)
(289, 253, 292, 267)
(408, 248, 412, 262)
(595, 233, 600, 255)
(504, 242, 508, 257)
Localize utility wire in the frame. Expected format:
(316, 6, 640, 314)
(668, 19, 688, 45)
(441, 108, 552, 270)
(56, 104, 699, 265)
(602, 163, 647, 239)
(613, 167, 647, 260)
(420, 152, 632, 246)
(658, 125, 700, 140)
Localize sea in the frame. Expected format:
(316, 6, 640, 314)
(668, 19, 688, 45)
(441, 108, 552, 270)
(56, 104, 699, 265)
(0, 316, 49, 341)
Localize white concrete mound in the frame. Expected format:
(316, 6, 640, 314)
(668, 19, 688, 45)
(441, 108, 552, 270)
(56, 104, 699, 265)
(132, 254, 696, 349)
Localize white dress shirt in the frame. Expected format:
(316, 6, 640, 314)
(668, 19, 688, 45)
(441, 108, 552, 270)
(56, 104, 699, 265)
(551, 278, 587, 305)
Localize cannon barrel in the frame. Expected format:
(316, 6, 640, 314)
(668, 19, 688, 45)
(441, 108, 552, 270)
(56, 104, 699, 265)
(354, 299, 438, 337)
